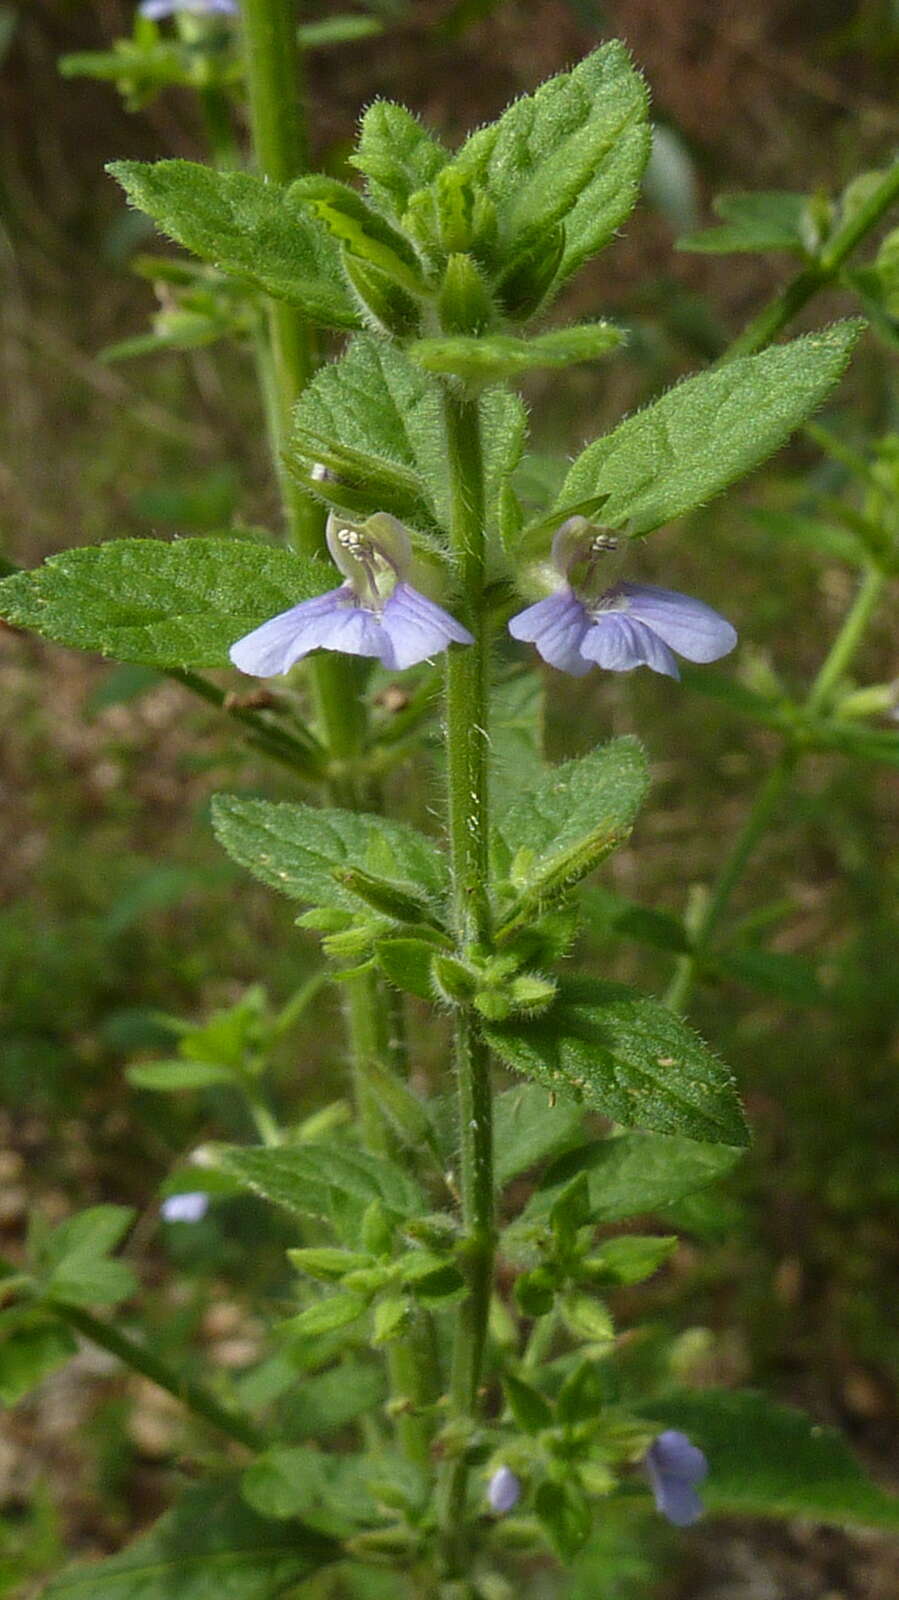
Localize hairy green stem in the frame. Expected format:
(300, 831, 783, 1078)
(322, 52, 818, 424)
(54, 1302, 264, 1451)
(666, 562, 888, 1012)
(438, 391, 495, 1577)
(723, 159, 899, 361)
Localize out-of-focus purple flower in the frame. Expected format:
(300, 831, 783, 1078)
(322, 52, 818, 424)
(160, 1192, 210, 1224)
(508, 518, 736, 681)
(230, 512, 473, 677)
(644, 1430, 708, 1526)
(487, 1466, 521, 1513)
(139, 0, 238, 20)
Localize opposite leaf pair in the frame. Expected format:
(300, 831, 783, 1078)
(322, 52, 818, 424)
(230, 512, 737, 682)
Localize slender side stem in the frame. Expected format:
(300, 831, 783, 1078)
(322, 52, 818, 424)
(666, 563, 888, 1012)
(438, 391, 495, 1577)
(723, 159, 899, 361)
(168, 668, 325, 776)
(54, 1302, 264, 1451)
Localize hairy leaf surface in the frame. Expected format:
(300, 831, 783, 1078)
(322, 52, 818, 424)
(110, 161, 360, 328)
(0, 539, 332, 670)
(484, 978, 748, 1146)
(558, 323, 863, 534)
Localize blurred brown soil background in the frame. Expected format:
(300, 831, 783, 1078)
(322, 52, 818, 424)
(2, 2, 899, 1596)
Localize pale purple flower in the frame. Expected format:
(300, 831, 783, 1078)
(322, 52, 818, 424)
(644, 1430, 708, 1526)
(139, 0, 238, 20)
(230, 512, 473, 677)
(508, 518, 736, 681)
(487, 1465, 521, 1513)
(160, 1191, 210, 1223)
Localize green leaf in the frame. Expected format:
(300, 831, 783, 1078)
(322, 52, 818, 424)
(504, 1372, 553, 1434)
(283, 1293, 369, 1338)
(351, 102, 449, 222)
(678, 191, 809, 255)
(215, 1143, 422, 1224)
(288, 175, 428, 295)
(211, 794, 446, 918)
(493, 738, 649, 923)
(489, 672, 545, 811)
(376, 937, 438, 1002)
(535, 1478, 593, 1561)
(126, 1058, 237, 1091)
(642, 1390, 899, 1530)
(109, 161, 360, 328)
(287, 336, 447, 530)
(243, 1448, 382, 1533)
(483, 978, 748, 1146)
(408, 322, 622, 383)
(494, 1083, 584, 1187)
(448, 41, 650, 300)
(39, 1206, 137, 1309)
(582, 1234, 677, 1286)
(42, 1479, 338, 1599)
(558, 323, 864, 536)
(528, 1131, 743, 1223)
(0, 1312, 77, 1407)
(288, 1359, 386, 1439)
(0, 538, 332, 670)
(579, 886, 690, 955)
(298, 15, 384, 49)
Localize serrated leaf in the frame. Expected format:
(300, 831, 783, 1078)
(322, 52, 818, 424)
(408, 322, 622, 383)
(494, 1084, 584, 1187)
(0, 1313, 77, 1407)
(42, 1479, 338, 1599)
(448, 41, 650, 299)
(0, 538, 333, 670)
(493, 738, 649, 923)
(558, 323, 863, 536)
(641, 1390, 899, 1530)
(483, 978, 748, 1146)
(284, 1293, 369, 1338)
(288, 1360, 386, 1439)
(376, 937, 437, 1002)
(211, 794, 446, 918)
(109, 161, 360, 328)
(528, 1131, 743, 1223)
(351, 102, 449, 222)
(678, 191, 809, 255)
(215, 1143, 422, 1224)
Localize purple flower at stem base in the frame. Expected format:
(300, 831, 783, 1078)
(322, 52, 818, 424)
(230, 512, 473, 677)
(644, 1430, 708, 1526)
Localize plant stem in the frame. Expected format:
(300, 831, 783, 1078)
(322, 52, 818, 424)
(666, 562, 888, 1013)
(438, 391, 495, 1577)
(723, 158, 899, 361)
(168, 668, 326, 776)
(53, 1302, 264, 1451)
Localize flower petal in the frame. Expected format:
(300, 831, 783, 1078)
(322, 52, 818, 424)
(380, 583, 474, 671)
(487, 1467, 521, 1514)
(645, 1431, 708, 1527)
(579, 613, 680, 678)
(229, 587, 354, 677)
(160, 1192, 209, 1224)
(508, 588, 593, 677)
(613, 584, 737, 664)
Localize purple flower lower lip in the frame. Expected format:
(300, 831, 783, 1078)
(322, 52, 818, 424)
(644, 1430, 708, 1526)
(230, 581, 473, 677)
(508, 582, 736, 680)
